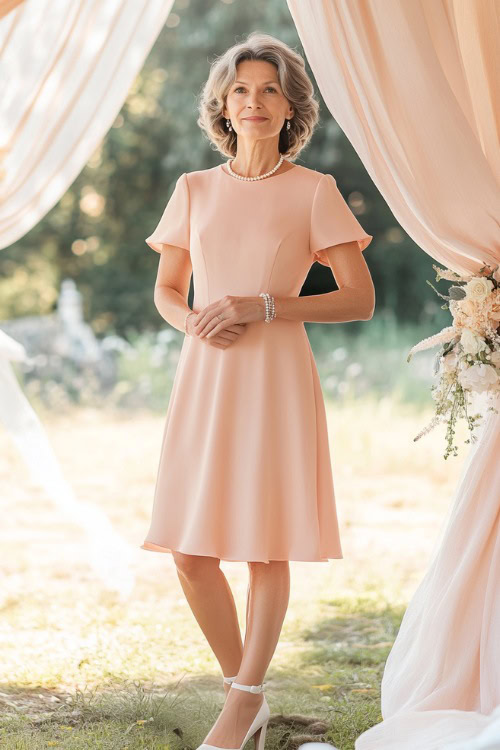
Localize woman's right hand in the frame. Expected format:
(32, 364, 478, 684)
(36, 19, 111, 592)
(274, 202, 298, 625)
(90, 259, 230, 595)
(186, 312, 246, 349)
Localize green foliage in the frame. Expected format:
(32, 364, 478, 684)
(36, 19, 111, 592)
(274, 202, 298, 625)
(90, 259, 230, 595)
(16, 315, 439, 416)
(2, 0, 446, 339)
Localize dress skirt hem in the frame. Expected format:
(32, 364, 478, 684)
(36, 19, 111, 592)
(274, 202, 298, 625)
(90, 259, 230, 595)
(140, 540, 343, 564)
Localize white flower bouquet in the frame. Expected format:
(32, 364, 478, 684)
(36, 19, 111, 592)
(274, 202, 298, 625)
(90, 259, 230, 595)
(407, 262, 500, 459)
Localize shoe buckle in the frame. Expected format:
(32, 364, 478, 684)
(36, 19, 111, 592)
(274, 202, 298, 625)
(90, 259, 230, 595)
(231, 681, 266, 693)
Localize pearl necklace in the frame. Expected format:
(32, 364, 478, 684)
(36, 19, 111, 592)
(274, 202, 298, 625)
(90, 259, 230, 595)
(225, 154, 285, 181)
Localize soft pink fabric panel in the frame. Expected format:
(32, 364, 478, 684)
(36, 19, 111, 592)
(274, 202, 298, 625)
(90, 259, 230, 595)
(287, 0, 499, 276)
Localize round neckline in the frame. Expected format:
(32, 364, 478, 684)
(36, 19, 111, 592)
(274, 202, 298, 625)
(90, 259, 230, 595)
(218, 162, 300, 182)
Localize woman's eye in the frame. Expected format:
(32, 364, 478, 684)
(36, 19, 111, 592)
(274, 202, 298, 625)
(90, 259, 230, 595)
(234, 87, 277, 93)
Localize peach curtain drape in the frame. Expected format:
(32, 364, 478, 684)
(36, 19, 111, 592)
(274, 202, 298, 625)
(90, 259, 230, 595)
(287, 0, 499, 277)
(0, 0, 25, 21)
(0, 0, 174, 250)
(286, 1, 500, 748)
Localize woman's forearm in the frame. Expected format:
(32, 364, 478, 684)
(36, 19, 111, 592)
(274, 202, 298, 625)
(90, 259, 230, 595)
(272, 286, 375, 323)
(154, 285, 192, 333)
(154, 283, 374, 333)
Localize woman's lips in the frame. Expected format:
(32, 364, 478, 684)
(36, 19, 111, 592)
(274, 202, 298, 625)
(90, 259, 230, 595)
(243, 117, 267, 121)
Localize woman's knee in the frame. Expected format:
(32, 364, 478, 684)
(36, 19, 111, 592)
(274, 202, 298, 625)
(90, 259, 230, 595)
(172, 550, 220, 578)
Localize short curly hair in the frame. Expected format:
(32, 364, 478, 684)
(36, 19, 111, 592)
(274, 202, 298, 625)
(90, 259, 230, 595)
(197, 32, 320, 161)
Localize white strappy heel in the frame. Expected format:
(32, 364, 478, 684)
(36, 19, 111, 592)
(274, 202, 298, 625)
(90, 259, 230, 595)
(198, 681, 270, 750)
(222, 674, 238, 686)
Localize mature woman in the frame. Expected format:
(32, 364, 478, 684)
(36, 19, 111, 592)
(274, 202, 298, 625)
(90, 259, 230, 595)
(141, 31, 375, 750)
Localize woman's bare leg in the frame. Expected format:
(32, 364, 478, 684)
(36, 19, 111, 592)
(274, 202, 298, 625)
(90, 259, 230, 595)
(202, 560, 290, 748)
(172, 551, 244, 694)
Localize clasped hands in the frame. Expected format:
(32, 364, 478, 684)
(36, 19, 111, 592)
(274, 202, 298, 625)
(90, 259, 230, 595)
(186, 295, 267, 349)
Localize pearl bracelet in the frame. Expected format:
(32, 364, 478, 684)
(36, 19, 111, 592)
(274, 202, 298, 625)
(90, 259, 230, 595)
(259, 292, 276, 323)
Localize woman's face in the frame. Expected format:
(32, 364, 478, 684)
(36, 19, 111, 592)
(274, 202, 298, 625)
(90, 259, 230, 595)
(223, 59, 293, 142)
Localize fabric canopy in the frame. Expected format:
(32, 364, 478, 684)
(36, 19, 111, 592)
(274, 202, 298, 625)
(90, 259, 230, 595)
(0, 0, 174, 250)
(287, 0, 499, 277)
(286, 1, 500, 748)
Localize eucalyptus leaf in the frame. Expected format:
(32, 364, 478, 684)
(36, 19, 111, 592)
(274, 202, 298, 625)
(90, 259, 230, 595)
(448, 285, 466, 300)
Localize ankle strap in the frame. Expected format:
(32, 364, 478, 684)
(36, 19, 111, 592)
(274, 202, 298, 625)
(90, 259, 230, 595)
(223, 675, 238, 684)
(230, 681, 266, 693)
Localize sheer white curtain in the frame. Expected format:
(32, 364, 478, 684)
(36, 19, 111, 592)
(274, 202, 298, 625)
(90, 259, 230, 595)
(0, 0, 174, 250)
(286, 1, 500, 748)
(0, 0, 174, 594)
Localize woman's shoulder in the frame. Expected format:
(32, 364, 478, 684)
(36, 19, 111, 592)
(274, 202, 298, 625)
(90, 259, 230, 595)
(292, 164, 333, 185)
(184, 165, 220, 184)
(281, 165, 336, 195)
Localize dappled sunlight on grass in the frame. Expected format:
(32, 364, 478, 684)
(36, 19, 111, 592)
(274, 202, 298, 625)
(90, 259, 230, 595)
(0, 397, 468, 748)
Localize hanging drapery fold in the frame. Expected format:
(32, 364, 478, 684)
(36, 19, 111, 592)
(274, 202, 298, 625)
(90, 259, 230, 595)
(287, 0, 499, 276)
(0, 0, 174, 250)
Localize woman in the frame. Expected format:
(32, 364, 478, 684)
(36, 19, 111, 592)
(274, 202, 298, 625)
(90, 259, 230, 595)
(141, 31, 375, 750)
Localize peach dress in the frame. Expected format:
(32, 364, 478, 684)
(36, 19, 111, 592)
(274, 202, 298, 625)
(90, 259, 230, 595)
(140, 163, 373, 563)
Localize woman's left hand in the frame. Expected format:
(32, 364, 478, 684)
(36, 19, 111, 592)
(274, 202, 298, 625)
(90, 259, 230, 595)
(192, 295, 267, 338)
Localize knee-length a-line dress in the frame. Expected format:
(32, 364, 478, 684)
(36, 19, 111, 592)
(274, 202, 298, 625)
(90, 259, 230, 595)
(140, 163, 373, 563)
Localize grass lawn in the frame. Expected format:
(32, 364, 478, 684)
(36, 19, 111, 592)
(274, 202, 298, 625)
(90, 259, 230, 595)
(0, 395, 469, 749)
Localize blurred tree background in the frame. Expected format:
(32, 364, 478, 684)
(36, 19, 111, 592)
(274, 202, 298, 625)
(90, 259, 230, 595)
(0, 0, 448, 340)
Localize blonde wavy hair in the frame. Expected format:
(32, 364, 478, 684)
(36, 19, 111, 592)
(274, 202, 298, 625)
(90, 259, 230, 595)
(197, 32, 320, 161)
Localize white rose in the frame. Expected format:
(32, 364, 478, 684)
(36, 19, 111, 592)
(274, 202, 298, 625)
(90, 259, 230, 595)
(464, 277, 494, 302)
(457, 363, 499, 393)
(440, 349, 458, 374)
(460, 328, 488, 355)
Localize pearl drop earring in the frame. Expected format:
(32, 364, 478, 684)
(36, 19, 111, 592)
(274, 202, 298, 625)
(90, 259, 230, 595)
(286, 119, 291, 130)
(226, 119, 232, 132)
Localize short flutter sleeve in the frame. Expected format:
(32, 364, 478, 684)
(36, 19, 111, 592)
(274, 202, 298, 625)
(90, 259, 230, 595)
(145, 172, 190, 253)
(310, 173, 373, 266)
